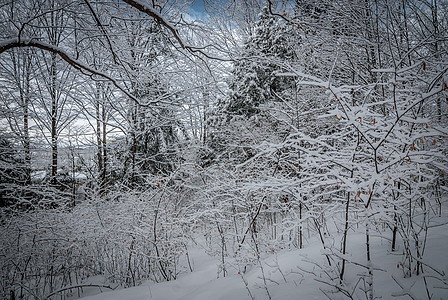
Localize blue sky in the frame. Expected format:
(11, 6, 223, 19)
(190, 0, 205, 12)
(189, 0, 207, 18)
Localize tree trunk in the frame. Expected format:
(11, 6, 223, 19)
(23, 51, 32, 185)
(50, 52, 58, 185)
(102, 97, 107, 189)
(95, 83, 103, 191)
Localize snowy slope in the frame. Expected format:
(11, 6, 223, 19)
(76, 217, 448, 300)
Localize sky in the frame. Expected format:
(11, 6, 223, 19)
(190, 0, 205, 12)
(188, 0, 207, 18)
(190, 0, 207, 19)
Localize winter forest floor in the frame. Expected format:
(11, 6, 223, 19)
(68, 207, 448, 300)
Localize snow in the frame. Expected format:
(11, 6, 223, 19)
(73, 217, 448, 300)
(73, 172, 88, 180)
(31, 170, 47, 181)
(30, 170, 87, 180)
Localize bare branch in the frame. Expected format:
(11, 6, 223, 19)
(0, 38, 143, 105)
(121, 0, 185, 49)
(83, 0, 118, 64)
(122, 0, 231, 61)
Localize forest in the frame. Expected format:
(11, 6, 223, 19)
(0, 0, 447, 299)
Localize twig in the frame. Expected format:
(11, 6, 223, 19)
(45, 284, 116, 299)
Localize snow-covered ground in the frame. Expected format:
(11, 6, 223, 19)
(71, 215, 448, 300)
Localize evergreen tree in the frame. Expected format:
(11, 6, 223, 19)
(226, 6, 295, 117)
(206, 5, 297, 165)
